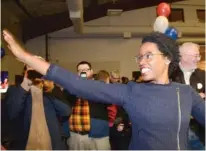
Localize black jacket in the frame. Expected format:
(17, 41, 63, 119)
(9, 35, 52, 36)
(170, 66, 205, 93)
(63, 90, 109, 121)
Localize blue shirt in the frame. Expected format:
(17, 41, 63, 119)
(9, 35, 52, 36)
(62, 115, 109, 138)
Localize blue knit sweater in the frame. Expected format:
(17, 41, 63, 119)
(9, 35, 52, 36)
(45, 64, 205, 150)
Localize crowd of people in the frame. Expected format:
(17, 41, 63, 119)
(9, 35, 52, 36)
(1, 29, 205, 150)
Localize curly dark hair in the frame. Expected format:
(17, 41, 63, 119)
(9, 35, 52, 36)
(141, 32, 180, 76)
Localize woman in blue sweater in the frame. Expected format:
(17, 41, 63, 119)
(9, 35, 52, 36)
(3, 30, 205, 150)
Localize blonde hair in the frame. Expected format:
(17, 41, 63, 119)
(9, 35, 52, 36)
(110, 70, 120, 79)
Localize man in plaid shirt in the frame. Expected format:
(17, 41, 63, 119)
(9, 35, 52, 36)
(64, 61, 110, 150)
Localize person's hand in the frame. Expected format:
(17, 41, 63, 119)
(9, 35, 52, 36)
(2, 29, 28, 61)
(21, 77, 32, 92)
(199, 92, 205, 99)
(30, 85, 43, 94)
(3, 29, 50, 76)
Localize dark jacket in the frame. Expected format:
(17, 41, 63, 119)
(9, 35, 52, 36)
(45, 64, 205, 150)
(63, 91, 109, 121)
(4, 85, 71, 150)
(170, 66, 205, 93)
(63, 89, 110, 138)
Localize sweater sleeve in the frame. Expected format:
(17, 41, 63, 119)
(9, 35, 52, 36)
(44, 64, 129, 106)
(191, 88, 205, 126)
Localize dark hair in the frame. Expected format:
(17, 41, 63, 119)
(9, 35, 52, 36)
(121, 76, 129, 84)
(76, 61, 92, 69)
(142, 32, 180, 76)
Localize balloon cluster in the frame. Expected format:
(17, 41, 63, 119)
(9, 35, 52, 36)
(153, 2, 178, 40)
(1, 47, 5, 59)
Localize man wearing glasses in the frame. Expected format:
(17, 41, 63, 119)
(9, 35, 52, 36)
(63, 61, 110, 150)
(110, 70, 121, 83)
(170, 42, 205, 149)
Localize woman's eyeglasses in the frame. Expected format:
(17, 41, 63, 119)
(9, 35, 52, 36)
(135, 52, 164, 63)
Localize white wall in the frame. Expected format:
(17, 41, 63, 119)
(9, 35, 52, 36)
(49, 38, 140, 76)
(3, 0, 205, 83)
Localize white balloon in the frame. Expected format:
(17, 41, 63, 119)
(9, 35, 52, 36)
(153, 16, 169, 33)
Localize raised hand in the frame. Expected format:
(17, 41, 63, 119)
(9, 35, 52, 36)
(21, 77, 33, 92)
(3, 29, 50, 76)
(199, 92, 205, 99)
(2, 29, 27, 61)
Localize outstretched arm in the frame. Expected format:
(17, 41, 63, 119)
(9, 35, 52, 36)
(3, 30, 50, 76)
(3, 29, 129, 106)
(45, 64, 128, 105)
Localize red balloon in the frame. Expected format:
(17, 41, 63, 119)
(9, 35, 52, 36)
(157, 2, 171, 17)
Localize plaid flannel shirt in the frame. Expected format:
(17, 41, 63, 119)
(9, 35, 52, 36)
(69, 98, 90, 132)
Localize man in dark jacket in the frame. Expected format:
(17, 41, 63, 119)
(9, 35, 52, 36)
(64, 61, 110, 150)
(108, 71, 131, 150)
(3, 63, 71, 150)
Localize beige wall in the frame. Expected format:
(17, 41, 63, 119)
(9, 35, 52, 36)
(26, 36, 141, 77)
(1, 5, 23, 84)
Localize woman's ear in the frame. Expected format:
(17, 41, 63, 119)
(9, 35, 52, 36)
(165, 57, 171, 65)
(166, 60, 170, 65)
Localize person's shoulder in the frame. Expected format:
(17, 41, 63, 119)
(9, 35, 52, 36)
(8, 84, 18, 88)
(171, 81, 190, 88)
(126, 81, 143, 92)
(127, 81, 136, 86)
(6, 84, 21, 92)
(171, 82, 193, 91)
(195, 68, 205, 75)
(127, 81, 142, 88)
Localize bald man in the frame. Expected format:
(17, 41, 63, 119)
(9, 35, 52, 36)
(170, 42, 205, 149)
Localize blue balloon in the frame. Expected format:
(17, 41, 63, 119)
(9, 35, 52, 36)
(1, 48, 5, 58)
(164, 27, 178, 40)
